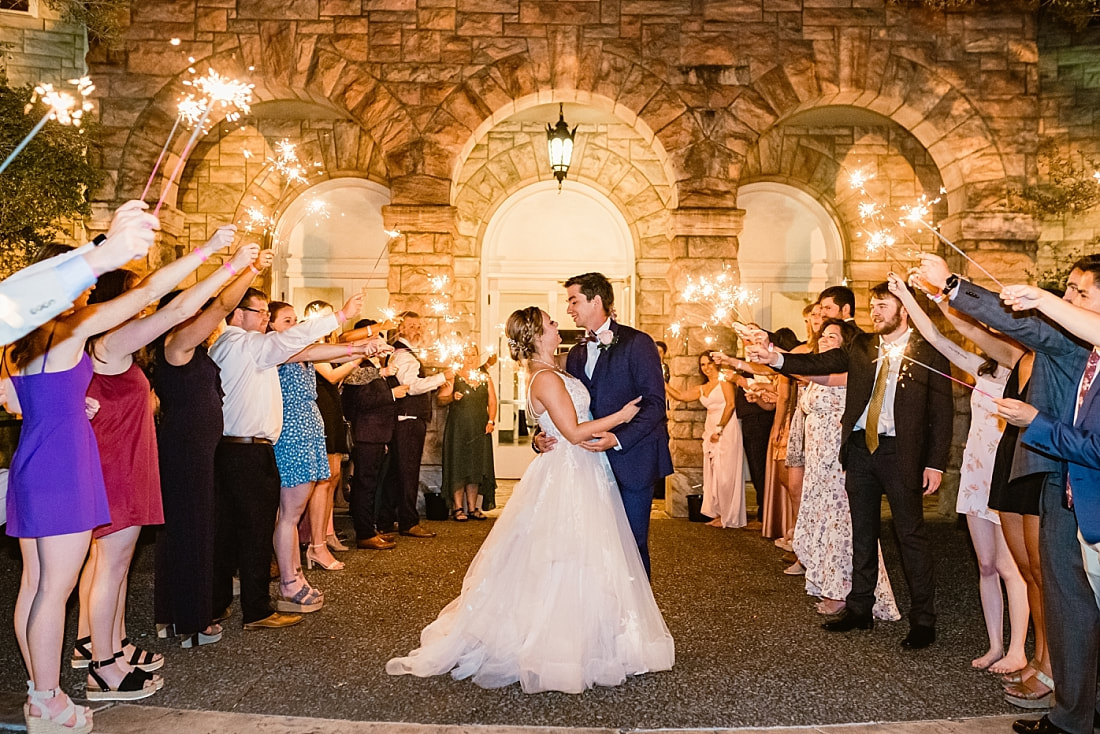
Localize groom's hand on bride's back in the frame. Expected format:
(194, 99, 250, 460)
(533, 430, 557, 453)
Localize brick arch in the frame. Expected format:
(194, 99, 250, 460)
(426, 48, 732, 210)
(453, 132, 673, 264)
(730, 51, 1014, 217)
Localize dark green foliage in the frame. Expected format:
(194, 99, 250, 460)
(0, 77, 102, 277)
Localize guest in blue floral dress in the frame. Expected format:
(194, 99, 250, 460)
(267, 302, 356, 614)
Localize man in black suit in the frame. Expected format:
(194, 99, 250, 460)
(378, 312, 452, 539)
(817, 284, 858, 325)
(747, 281, 953, 648)
(342, 322, 409, 550)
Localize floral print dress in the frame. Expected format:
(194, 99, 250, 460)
(956, 373, 1008, 524)
(792, 382, 900, 620)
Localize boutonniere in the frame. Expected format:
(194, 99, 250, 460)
(596, 330, 619, 352)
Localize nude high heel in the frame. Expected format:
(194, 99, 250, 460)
(305, 544, 345, 571)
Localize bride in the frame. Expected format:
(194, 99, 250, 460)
(386, 306, 675, 694)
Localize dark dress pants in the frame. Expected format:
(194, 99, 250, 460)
(844, 434, 935, 627)
(619, 479, 656, 578)
(212, 442, 280, 625)
(741, 415, 773, 518)
(1040, 473, 1100, 734)
(350, 441, 388, 539)
(381, 418, 428, 532)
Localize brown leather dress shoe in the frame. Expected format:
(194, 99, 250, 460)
(242, 612, 302, 631)
(400, 524, 436, 538)
(357, 535, 397, 550)
(378, 532, 398, 541)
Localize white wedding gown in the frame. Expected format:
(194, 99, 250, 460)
(386, 369, 675, 694)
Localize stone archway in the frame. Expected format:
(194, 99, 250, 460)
(270, 177, 392, 316)
(480, 179, 635, 479)
(736, 181, 846, 332)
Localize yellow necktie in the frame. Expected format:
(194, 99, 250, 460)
(865, 355, 889, 453)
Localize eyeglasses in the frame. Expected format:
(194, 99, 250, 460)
(239, 306, 267, 315)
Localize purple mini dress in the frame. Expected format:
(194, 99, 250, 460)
(7, 353, 111, 537)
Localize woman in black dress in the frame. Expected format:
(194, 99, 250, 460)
(153, 247, 272, 647)
(438, 345, 497, 519)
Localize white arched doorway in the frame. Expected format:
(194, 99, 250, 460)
(736, 182, 845, 332)
(272, 177, 391, 319)
(480, 179, 635, 476)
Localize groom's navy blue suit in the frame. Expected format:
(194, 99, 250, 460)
(566, 320, 673, 576)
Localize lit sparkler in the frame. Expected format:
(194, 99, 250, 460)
(877, 341, 997, 399)
(142, 94, 208, 201)
(242, 206, 275, 235)
(901, 195, 1005, 289)
(304, 198, 330, 222)
(0, 77, 95, 176)
(153, 69, 254, 215)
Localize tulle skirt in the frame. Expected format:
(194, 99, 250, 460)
(386, 442, 675, 693)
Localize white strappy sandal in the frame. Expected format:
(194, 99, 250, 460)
(24, 681, 92, 734)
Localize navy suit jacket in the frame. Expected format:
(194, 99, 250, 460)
(949, 278, 1089, 481)
(1024, 400, 1100, 544)
(565, 320, 673, 491)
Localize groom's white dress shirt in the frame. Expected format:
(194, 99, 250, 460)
(585, 317, 612, 379)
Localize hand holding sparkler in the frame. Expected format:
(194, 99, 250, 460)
(916, 253, 953, 294)
(84, 201, 159, 274)
(197, 224, 237, 261)
(999, 284, 1048, 312)
(745, 341, 776, 365)
(226, 243, 260, 272)
(994, 397, 1039, 427)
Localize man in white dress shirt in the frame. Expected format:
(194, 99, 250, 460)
(209, 287, 363, 630)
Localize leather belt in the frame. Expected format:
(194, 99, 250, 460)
(220, 436, 272, 445)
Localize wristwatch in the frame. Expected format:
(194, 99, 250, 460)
(944, 273, 960, 296)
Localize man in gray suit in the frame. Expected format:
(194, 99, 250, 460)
(919, 253, 1099, 734)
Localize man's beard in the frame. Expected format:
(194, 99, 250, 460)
(872, 312, 902, 334)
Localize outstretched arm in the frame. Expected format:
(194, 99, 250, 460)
(665, 381, 702, 403)
(67, 224, 235, 342)
(887, 272, 987, 378)
(164, 249, 274, 365)
(1001, 284, 1100, 348)
(98, 233, 254, 361)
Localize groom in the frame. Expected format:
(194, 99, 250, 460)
(537, 272, 672, 576)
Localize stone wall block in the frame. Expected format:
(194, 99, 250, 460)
(591, 52, 634, 104)
(456, 12, 503, 35)
(548, 26, 580, 90)
(518, 0, 599, 25)
(240, 0, 319, 18)
(321, 0, 360, 13)
(132, 0, 196, 24)
(457, 0, 517, 12)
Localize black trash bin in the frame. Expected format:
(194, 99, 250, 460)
(687, 494, 711, 523)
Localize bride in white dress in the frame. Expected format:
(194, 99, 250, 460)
(386, 306, 675, 694)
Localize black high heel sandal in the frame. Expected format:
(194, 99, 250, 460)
(70, 635, 92, 669)
(86, 658, 159, 701)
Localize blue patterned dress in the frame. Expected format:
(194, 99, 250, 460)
(274, 362, 331, 487)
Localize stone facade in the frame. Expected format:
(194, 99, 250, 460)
(0, 3, 87, 88)
(24, 0, 1100, 501)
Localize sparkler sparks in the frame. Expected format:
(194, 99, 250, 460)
(153, 69, 254, 215)
(0, 77, 96, 177)
(876, 342, 997, 399)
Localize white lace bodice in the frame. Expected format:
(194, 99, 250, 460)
(529, 369, 592, 441)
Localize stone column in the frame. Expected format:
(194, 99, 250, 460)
(380, 203, 460, 492)
(663, 206, 745, 517)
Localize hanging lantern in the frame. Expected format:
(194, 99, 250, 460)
(546, 103, 577, 189)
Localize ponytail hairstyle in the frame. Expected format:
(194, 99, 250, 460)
(505, 306, 544, 361)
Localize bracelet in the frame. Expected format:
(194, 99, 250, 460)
(346, 345, 353, 357)
(336, 309, 346, 324)
(195, 249, 209, 263)
(487, 420, 495, 426)
(248, 264, 260, 275)
(927, 291, 945, 303)
(224, 261, 238, 275)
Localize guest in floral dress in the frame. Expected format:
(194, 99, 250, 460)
(792, 319, 900, 620)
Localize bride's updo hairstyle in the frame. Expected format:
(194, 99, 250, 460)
(506, 306, 543, 361)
